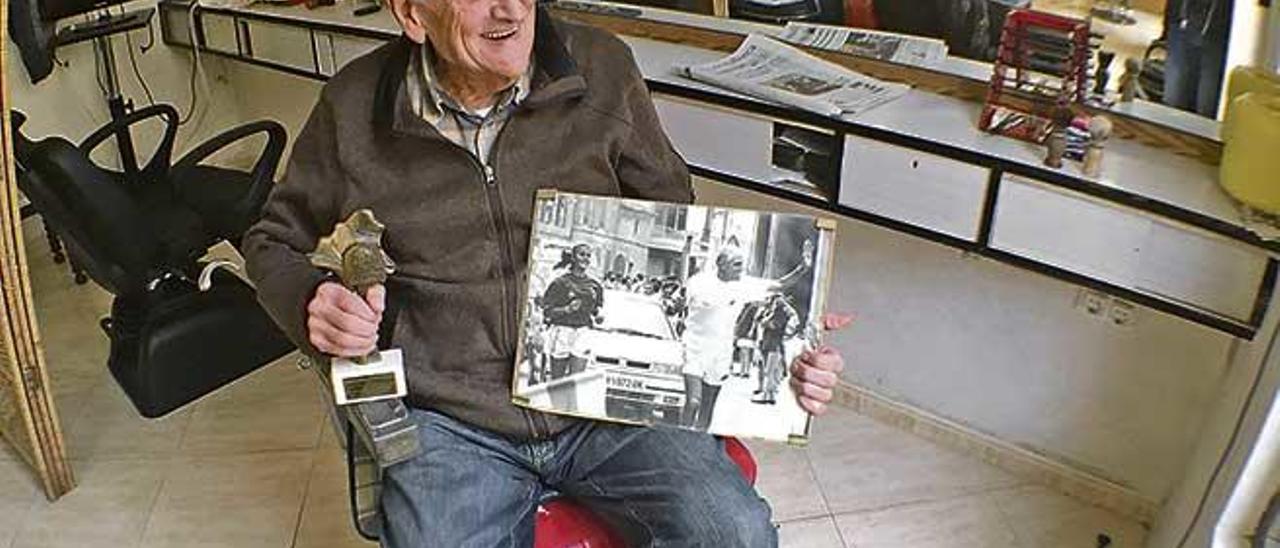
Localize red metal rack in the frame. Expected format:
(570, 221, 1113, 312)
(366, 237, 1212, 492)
(978, 9, 1092, 144)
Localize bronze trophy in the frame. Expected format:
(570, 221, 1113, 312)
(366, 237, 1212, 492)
(306, 209, 421, 508)
(309, 209, 405, 405)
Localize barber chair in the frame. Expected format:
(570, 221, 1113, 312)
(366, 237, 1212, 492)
(11, 110, 294, 418)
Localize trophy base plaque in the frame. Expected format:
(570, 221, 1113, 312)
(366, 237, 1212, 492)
(331, 349, 407, 405)
(351, 398, 420, 467)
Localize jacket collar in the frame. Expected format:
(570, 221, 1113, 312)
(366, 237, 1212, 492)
(374, 7, 587, 138)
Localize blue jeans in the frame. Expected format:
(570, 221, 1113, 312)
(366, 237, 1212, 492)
(380, 408, 777, 547)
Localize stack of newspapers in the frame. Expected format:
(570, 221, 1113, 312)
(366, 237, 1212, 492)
(682, 34, 911, 119)
(776, 22, 948, 68)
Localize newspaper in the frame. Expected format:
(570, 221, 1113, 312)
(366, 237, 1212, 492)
(682, 34, 909, 118)
(777, 22, 948, 68)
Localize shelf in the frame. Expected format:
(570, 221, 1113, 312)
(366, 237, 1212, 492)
(54, 7, 154, 48)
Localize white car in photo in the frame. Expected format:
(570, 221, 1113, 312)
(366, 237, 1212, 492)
(584, 290, 686, 424)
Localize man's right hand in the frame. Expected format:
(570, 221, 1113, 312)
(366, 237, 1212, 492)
(307, 281, 385, 357)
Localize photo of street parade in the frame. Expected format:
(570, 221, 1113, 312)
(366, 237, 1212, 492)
(512, 192, 835, 442)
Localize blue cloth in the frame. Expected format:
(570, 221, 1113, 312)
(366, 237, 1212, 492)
(380, 408, 777, 547)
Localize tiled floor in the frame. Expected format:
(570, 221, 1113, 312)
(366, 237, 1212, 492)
(2, 220, 1148, 547)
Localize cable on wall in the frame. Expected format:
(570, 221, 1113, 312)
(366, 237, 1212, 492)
(178, 0, 204, 126)
(121, 6, 156, 107)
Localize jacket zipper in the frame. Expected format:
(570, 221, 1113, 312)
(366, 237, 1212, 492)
(455, 116, 552, 440)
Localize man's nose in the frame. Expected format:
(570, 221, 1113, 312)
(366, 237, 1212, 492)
(491, 0, 530, 21)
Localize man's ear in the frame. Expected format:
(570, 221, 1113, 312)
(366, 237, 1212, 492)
(388, 0, 428, 44)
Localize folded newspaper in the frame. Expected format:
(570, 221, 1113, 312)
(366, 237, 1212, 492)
(682, 34, 910, 118)
(776, 22, 948, 68)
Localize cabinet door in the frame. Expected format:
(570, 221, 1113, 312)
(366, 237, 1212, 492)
(0, 39, 74, 499)
(199, 11, 238, 54)
(242, 19, 316, 73)
(991, 174, 1270, 322)
(838, 135, 990, 241)
(331, 34, 385, 72)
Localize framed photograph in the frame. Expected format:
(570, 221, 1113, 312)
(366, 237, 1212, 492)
(512, 190, 837, 444)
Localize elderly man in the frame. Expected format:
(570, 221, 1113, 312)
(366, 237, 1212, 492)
(242, 0, 850, 544)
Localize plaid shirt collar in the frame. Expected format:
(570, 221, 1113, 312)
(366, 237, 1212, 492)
(408, 41, 533, 125)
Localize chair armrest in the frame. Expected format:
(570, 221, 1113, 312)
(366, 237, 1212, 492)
(173, 120, 287, 211)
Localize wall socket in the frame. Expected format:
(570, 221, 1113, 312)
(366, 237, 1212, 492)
(1075, 290, 1137, 328)
(1076, 289, 1109, 316)
(1108, 299, 1136, 327)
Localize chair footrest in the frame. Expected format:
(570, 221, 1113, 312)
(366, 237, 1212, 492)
(106, 274, 294, 418)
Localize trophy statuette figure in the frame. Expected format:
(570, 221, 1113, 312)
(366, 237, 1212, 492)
(309, 209, 406, 404)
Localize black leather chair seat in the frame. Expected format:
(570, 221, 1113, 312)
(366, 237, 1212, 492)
(172, 165, 258, 243)
(130, 183, 211, 270)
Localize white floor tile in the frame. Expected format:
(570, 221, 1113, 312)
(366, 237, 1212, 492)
(808, 412, 1022, 514)
(991, 485, 1148, 548)
(13, 458, 168, 548)
(835, 493, 1019, 548)
(779, 516, 846, 548)
(138, 452, 313, 548)
(746, 439, 829, 522)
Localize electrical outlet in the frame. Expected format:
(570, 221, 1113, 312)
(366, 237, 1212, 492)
(1109, 299, 1136, 327)
(1076, 289, 1109, 317)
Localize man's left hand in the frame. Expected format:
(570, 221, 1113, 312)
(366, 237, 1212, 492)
(790, 313, 854, 416)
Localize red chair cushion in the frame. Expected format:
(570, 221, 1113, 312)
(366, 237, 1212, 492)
(533, 437, 758, 548)
(724, 437, 758, 485)
(535, 500, 626, 548)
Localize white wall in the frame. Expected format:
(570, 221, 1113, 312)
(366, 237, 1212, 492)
(692, 178, 1236, 504)
(219, 61, 323, 169)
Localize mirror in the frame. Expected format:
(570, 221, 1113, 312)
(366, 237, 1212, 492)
(608, 0, 1247, 123)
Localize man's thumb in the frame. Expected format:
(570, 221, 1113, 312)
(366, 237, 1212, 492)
(365, 284, 387, 315)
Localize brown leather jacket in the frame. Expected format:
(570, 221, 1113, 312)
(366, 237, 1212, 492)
(242, 12, 692, 439)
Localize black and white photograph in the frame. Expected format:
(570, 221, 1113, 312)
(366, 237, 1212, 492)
(512, 191, 835, 442)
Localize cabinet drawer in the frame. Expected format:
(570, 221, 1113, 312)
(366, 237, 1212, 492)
(198, 12, 238, 54)
(838, 135, 990, 241)
(653, 96, 777, 183)
(242, 19, 315, 72)
(330, 34, 385, 72)
(991, 174, 1269, 321)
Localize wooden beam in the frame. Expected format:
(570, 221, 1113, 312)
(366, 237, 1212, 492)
(0, 0, 75, 500)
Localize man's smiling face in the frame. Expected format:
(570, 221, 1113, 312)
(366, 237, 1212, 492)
(419, 0, 535, 88)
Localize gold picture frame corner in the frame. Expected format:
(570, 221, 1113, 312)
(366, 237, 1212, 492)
(786, 433, 810, 447)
